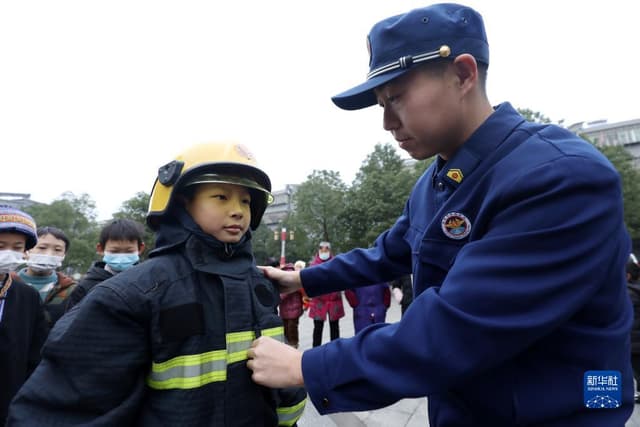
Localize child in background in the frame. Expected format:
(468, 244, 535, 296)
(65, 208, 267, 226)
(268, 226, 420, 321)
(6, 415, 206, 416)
(65, 218, 145, 311)
(14, 226, 76, 328)
(307, 242, 344, 347)
(0, 206, 47, 425)
(345, 283, 391, 334)
(278, 263, 304, 348)
(9, 142, 306, 426)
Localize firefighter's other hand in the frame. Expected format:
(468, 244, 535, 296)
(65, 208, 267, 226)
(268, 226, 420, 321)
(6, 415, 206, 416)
(247, 336, 304, 388)
(258, 266, 302, 295)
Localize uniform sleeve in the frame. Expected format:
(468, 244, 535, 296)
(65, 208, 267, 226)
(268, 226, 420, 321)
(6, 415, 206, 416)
(8, 284, 149, 426)
(301, 155, 631, 413)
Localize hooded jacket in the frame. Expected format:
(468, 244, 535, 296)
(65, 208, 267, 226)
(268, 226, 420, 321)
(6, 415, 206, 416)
(64, 261, 114, 311)
(8, 210, 306, 426)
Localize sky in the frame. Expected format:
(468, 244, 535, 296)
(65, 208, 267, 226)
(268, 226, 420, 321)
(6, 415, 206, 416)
(1, 0, 639, 220)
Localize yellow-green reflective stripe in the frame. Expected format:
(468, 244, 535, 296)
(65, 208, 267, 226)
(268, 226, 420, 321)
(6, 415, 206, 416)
(146, 327, 286, 390)
(263, 326, 285, 341)
(227, 331, 255, 364)
(147, 349, 227, 390)
(277, 398, 307, 426)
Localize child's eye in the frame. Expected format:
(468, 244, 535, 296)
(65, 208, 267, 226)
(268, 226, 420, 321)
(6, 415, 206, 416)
(211, 194, 227, 200)
(242, 198, 251, 205)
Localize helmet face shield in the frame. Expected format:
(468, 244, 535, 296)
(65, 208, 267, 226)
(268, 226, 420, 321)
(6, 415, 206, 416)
(147, 142, 272, 231)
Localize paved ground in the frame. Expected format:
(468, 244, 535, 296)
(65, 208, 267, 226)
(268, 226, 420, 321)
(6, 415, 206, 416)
(295, 295, 640, 426)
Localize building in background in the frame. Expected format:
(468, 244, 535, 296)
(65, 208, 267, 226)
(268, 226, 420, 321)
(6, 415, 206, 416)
(0, 193, 44, 210)
(569, 118, 640, 162)
(262, 184, 298, 230)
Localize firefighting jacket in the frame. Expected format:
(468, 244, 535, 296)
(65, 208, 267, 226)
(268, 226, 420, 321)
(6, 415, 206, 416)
(299, 103, 633, 426)
(8, 220, 306, 426)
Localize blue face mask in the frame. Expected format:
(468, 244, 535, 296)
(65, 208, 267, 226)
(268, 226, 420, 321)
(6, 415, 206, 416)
(103, 252, 139, 272)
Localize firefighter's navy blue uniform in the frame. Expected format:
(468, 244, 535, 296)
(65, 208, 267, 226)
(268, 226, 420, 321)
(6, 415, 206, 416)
(8, 210, 306, 426)
(300, 103, 633, 426)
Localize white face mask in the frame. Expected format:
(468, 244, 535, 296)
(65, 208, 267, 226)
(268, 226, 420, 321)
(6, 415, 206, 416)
(0, 250, 26, 274)
(26, 253, 64, 273)
(318, 251, 330, 261)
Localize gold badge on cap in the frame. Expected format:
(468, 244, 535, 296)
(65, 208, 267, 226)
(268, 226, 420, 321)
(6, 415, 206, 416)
(446, 168, 464, 184)
(441, 212, 471, 240)
(234, 144, 255, 161)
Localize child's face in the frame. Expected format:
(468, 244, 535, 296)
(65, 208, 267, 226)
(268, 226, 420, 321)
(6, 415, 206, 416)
(30, 233, 67, 256)
(0, 232, 27, 253)
(185, 182, 251, 243)
(97, 239, 141, 255)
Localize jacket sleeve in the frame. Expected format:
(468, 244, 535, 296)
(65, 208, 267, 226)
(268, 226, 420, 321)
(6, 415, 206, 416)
(344, 290, 358, 307)
(275, 386, 307, 427)
(8, 283, 149, 426)
(28, 295, 48, 375)
(301, 154, 631, 413)
(383, 286, 391, 308)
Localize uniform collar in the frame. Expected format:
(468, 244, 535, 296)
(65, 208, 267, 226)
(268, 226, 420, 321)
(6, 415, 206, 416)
(433, 102, 524, 189)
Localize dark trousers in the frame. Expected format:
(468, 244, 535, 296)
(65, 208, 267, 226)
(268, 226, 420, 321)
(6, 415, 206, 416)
(312, 319, 340, 347)
(632, 354, 640, 392)
(282, 318, 300, 348)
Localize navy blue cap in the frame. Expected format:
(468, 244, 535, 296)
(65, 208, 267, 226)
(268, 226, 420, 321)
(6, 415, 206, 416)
(332, 3, 489, 111)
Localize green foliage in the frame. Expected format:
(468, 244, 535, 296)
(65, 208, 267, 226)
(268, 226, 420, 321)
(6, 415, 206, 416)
(344, 144, 418, 248)
(594, 144, 640, 240)
(25, 192, 100, 274)
(517, 107, 552, 124)
(113, 191, 155, 257)
(290, 170, 348, 254)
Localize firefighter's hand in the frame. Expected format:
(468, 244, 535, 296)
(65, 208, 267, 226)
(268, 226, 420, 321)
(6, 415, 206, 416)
(247, 336, 304, 388)
(258, 265, 302, 295)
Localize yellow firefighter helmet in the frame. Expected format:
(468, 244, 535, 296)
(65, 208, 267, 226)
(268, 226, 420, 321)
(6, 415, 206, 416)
(147, 142, 272, 231)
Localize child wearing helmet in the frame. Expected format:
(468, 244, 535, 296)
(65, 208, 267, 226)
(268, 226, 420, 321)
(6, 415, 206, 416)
(0, 206, 47, 426)
(8, 143, 307, 426)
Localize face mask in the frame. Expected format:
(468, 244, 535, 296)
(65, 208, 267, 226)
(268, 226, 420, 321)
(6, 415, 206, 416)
(318, 251, 330, 261)
(103, 252, 139, 272)
(0, 250, 26, 274)
(27, 253, 64, 273)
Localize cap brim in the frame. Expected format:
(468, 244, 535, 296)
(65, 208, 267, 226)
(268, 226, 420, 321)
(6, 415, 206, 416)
(331, 68, 408, 111)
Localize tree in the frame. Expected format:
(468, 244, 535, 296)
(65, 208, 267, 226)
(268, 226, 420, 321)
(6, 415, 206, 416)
(113, 191, 155, 256)
(290, 170, 348, 254)
(593, 144, 640, 240)
(25, 192, 100, 274)
(344, 143, 417, 248)
(517, 107, 552, 124)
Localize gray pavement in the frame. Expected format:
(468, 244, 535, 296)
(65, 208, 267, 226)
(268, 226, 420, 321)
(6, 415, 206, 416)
(295, 294, 640, 426)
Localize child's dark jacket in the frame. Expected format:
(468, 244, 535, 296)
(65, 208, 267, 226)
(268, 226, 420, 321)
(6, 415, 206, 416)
(8, 214, 306, 426)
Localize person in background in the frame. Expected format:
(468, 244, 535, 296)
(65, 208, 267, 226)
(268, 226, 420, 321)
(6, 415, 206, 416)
(627, 254, 640, 403)
(0, 206, 47, 425)
(345, 283, 390, 334)
(247, 3, 635, 424)
(278, 263, 304, 348)
(307, 242, 344, 347)
(389, 274, 413, 317)
(14, 226, 76, 328)
(8, 142, 306, 426)
(65, 218, 145, 311)
(294, 260, 310, 311)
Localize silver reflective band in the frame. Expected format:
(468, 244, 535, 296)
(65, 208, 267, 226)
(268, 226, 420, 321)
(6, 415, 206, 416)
(367, 45, 451, 80)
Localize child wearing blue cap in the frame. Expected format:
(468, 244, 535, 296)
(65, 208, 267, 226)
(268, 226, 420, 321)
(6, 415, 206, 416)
(248, 3, 634, 425)
(0, 206, 47, 425)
